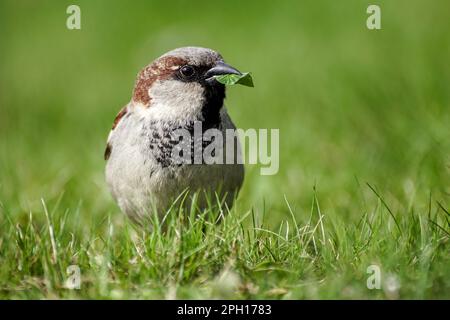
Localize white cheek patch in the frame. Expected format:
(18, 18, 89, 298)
(145, 79, 205, 121)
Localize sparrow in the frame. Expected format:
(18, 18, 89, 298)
(105, 47, 245, 224)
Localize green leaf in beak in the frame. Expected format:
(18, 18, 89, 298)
(214, 72, 254, 87)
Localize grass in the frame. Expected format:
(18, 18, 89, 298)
(0, 189, 448, 299)
(0, 0, 449, 299)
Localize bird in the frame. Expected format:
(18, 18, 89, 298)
(104, 47, 245, 224)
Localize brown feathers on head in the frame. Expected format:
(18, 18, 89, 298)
(132, 56, 186, 106)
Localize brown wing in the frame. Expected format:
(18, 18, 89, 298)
(111, 106, 128, 130)
(104, 142, 112, 160)
(104, 106, 128, 160)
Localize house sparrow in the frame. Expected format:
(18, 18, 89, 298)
(105, 47, 245, 224)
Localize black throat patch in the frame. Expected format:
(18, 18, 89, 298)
(200, 82, 225, 129)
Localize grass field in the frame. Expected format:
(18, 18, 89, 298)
(0, 0, 449, 299)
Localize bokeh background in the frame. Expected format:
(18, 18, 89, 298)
(1, 0, 449, 221)
(0, 0, 449, 298)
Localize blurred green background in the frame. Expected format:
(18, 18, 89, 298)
(0, 0, 449, 299)
(1, 0, 448, 221)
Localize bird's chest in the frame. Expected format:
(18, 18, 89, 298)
(106, 110, 243, 215)
(140, 120, 222, 168)
(107, 115, 227, 189)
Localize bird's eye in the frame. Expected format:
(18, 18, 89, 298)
(179, 65, 196, 78)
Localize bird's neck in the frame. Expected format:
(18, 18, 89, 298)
(200, 84, 225, 130)
(131, 84, 225, 130)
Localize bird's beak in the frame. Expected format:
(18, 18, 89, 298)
(204, 61, 242, 81)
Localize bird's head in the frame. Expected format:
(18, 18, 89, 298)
(132, 47, 241, 123)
